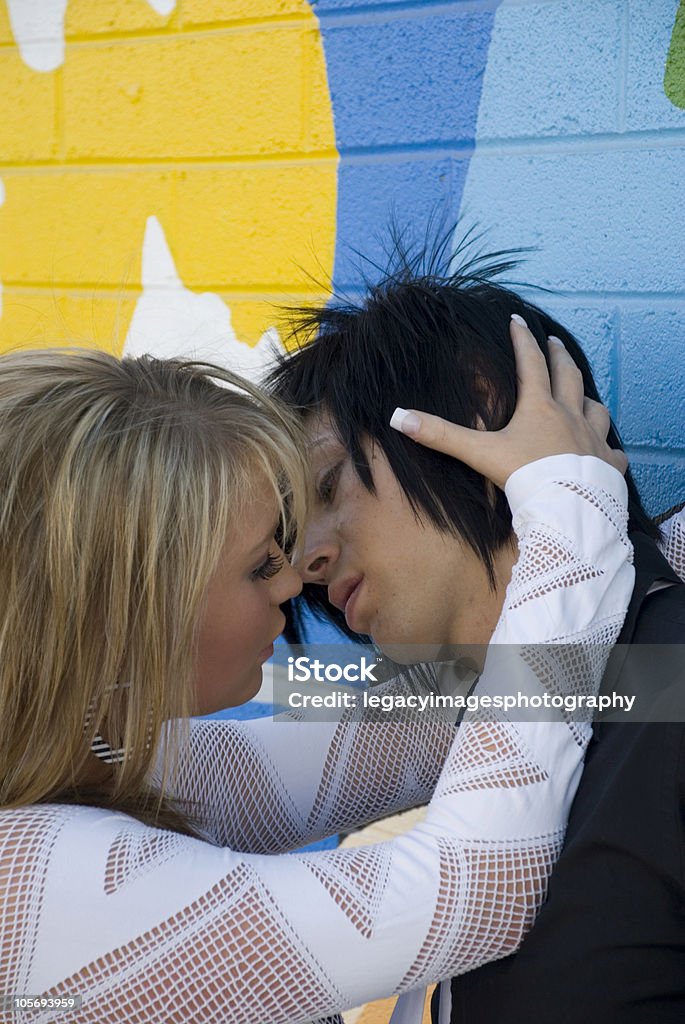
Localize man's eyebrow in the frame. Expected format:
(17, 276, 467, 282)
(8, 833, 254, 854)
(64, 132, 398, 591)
(248, 518, 281, 555)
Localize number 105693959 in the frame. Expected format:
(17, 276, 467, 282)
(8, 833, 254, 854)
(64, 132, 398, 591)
(1, 995, 82, 1012)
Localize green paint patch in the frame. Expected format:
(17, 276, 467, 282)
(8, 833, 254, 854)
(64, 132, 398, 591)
(665, 0, 685, 108)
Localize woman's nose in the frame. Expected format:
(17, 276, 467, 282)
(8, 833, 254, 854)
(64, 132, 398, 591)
(272, 556, 303, 604)
(295, 519, 338, 584)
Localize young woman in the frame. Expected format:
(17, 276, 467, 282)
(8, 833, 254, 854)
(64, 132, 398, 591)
(0, 325, 641, 1023)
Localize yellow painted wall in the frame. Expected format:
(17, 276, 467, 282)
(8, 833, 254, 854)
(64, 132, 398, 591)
(0, 0, 337, 354)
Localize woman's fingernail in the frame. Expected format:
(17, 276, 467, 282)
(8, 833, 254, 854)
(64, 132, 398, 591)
(548, 335, 565, 347)
(390, 407, 421, 436)
(511, 313, 528, 327)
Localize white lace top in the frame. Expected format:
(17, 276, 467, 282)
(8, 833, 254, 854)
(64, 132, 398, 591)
(2, 456, 678, 1024)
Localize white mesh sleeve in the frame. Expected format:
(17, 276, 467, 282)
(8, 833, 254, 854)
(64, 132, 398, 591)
(165, 682, 456, 853)
(658, 501, 685, 581)
(2, 455, 635, 1024)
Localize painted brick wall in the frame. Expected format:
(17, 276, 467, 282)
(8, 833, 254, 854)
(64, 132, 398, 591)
(1, 0, 683, 513)
(1, 0, 682, 875)
(314, 0, 685, 514)
(0, 0, 337, 372)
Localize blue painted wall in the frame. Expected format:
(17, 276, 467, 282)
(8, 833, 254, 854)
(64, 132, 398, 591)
(315, 0, 685, 513)
(223, 1, 685, 750)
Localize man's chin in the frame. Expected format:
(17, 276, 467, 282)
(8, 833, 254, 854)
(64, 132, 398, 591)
(375, 640, 455, 665)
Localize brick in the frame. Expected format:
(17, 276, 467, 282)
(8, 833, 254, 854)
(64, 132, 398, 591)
(56, 291, 138, 353)
(305, 27, 337, 152)
(63, 28, 317, 159)
(65, 0, 177, 38)
(181, 0, 312, 25)
(0, 286, 136, 354)
(0, 158, 337, 325)
(0, 169, 174, 286)
(320, 9, 495, 149)
(618, 308, 685, 448)
(313, 0, 418, 11)
(223, 296, 282, 348)
(0, 1, 14, 44)
(529, 300, 617, 409)
(172, 161, 337, 288)
(626, 0, 685, 129)
(459, 147, 685, 292)
(476, 0, 620, 139)
(222, 292, 328, 347)
(333, 157, 461, 289)
(626, 454, 685, 517)
(0, 49, 57, 161)
(0, 1, 69, 73)
(665, 0, 685, 110)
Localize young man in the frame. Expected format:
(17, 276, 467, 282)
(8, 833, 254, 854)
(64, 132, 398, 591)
(267, 246, 685, 1023)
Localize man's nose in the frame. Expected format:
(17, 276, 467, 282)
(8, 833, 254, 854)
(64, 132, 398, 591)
(296, 520, 338, 584)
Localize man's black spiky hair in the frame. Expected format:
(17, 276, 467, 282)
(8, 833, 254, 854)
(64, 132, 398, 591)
(267, 224, 657, 643)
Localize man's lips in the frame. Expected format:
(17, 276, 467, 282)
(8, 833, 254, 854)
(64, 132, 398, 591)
(329, 576, 363, 616)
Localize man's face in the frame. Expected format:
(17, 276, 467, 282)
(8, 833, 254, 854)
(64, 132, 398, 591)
(299, 414, 515, 659)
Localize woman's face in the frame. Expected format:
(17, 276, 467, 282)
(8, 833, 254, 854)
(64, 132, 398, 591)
(193, 484, 302, 715)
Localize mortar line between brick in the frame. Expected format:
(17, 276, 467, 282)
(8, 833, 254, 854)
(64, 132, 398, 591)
(54, 66, 65, 162)
(470, 127, 685, 155)
(301, 25, 310, 153)
(5, 129, 684, 170)
(333, 129, 685, 160)
(524, 292, 685, 304)
(1, 282, 327, 296)
(0, 152, 339, 171)
(626, 446, 685, 460)
(53, 15, 313, 46)
(317, 0, 503, 28)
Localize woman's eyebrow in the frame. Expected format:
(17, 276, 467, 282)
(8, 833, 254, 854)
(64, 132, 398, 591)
(248, 518, 281, 555)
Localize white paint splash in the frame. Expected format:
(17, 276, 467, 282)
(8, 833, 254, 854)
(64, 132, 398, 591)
(124, 217, 283, 383)
(7, 0, 177, 72)
(145, 0, 176, 15)
(6, 0, 68, 73)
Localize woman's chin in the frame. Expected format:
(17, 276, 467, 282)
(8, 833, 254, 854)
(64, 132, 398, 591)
(230, 665, 264, 707)
(194, 665, 264, 716)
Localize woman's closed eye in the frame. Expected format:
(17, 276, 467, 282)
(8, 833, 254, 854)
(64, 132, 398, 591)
(251, 550, 284, 581)
(316, 462, 342, 505)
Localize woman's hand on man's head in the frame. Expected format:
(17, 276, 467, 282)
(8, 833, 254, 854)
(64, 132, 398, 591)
(389, 314, 628, 489)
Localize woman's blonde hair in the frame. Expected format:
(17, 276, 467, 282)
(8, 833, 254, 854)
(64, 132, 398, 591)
(0, 348, 310, 834)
